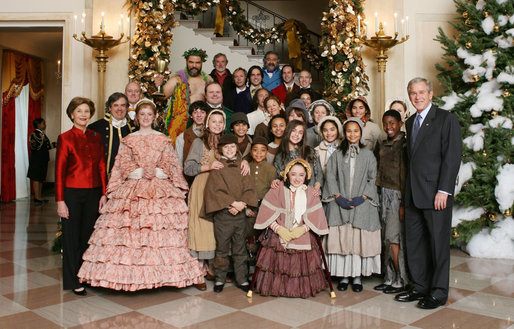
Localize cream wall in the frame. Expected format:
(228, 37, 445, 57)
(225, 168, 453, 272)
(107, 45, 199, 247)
(1, 0, 459, 130)
(362, 0, 458, 123)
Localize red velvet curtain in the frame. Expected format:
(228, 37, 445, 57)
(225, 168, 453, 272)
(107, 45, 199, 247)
(1, 50, 44, 202)
(1, 98, 16, 202)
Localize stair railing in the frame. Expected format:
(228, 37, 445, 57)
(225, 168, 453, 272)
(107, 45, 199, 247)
(177, 0, 321, 81)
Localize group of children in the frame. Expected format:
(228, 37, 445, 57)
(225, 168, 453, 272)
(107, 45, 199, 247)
(181, 95, 410, 297)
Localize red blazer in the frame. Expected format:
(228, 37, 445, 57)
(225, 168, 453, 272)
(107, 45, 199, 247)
(55, 126, 107, 201)
(271, 83, 299, 105)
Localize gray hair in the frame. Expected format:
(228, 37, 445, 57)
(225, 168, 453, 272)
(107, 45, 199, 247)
(407, 77, 433, 93)
(212, 53, 228, 65)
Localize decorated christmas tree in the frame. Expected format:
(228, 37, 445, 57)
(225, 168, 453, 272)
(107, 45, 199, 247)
(319, 0, 369, 116)
(435, 0, 513, 258)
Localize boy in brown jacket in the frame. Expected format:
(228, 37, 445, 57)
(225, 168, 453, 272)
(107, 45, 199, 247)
(204, 134, 258, 293)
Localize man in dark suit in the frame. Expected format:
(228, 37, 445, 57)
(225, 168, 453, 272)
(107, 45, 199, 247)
(395, 77, 462, 309)
(224, 67, 252, 114)
(88, 92, 136, 176)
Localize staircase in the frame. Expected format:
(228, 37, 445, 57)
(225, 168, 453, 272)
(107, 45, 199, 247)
(169, 2, 321, 82)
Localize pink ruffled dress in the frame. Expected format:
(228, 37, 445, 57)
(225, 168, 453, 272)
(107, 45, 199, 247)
(78, 131, 204, 291)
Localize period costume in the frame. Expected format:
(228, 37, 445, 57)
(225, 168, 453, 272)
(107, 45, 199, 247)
(224, 87, 253, 114)
(175, 123, 203, 166)
(285, 87, 322, 107)
(247, 108, 268, 136)
(88, 113, 136, 176)
(273, 148, 323, 188)
(314, 115, 343, 176)
(204, 155, 258, 286)
(55, 126, 107, 290)
(250, 160, 276, 202)
(306, 101, 337, 148)
(210, 68, 235, 106)
(165, 69, 210, 145)
(262, 67, 282, 91)
(184, 139, 218, 260)
(271, 82, 299, 105)
(322, 143, 381, 278)
(27, 129, 53, 182)
(78, 131, 204, 291)
(345, 97, 386, 152)
(403, 103, 461, 304)
(253, 170, 329, 298)
(376, 131, 409, 289)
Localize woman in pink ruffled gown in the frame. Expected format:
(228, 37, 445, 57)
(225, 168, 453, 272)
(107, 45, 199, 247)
(78, 99, 205, 291)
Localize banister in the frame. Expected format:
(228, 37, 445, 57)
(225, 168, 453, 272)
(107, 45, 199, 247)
(241, 0, 321, 38)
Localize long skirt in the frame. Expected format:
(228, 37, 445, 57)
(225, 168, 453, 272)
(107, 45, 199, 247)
(253, 230, 327, 298)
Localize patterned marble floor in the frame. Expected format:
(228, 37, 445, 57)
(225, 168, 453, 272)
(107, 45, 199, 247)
(0, 198, 512, 329)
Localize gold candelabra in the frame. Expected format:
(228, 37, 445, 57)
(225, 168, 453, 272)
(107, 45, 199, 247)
(73, 26, 128, 118)
(359, 22, 409, 120)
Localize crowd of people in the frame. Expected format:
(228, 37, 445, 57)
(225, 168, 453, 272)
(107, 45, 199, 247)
(51, 48, 461, 310)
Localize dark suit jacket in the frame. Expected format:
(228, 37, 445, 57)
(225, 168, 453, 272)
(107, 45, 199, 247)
(224, 88, 252, 114)
(405, 105, 462, 209)
(210, 69, 235, 108)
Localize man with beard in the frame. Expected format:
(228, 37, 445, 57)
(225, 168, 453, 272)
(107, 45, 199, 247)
(155, 48, 213, 145)
(88, 92, 136, 176)
(285, 69, 322, 107)
(124, 81, 142, 120)
(209, 53, 234, 106)
(224, 67, 252, 114)
(261, 51, 282, 91)
(271, 64, 298, 104)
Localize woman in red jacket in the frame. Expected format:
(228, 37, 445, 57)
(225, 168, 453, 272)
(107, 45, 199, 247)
(55, 97, 107, 296)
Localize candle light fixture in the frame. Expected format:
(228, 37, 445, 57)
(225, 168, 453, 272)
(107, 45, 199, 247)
(73, 12, 129, 117)
(358, 14, 409, 119)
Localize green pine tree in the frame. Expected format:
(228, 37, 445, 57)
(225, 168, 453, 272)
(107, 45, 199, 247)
(435, 0, 513, 246)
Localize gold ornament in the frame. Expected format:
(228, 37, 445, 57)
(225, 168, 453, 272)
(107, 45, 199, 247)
(488, 213, 496, 221)
(335, 62, 344, 72)
(465, 18, 471, 25)
(472, 74, 479, 82)
(504, 208, 512, 217)
(462, 11, 468, 18)
(493, 24, 500, 32)
(482, 150, 488, 157)
(503, 90, 511, 98)
(466, 41, 472, 48)
(483, 10, 489, 17)
(451, 229, 459, 239)
(491, 111, 498, 118)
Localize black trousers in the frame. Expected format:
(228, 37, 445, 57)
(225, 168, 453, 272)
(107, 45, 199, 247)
(62, 187, 101, 290)
(405, 204, 452, 303)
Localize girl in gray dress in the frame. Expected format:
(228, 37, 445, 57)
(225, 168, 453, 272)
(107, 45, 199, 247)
(322, 118, 381, 293)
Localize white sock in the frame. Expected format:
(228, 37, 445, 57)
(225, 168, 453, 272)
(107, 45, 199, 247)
(215, 281, 224, 286)
(353, 277, 361, 284)
(341, 277, 349, 284)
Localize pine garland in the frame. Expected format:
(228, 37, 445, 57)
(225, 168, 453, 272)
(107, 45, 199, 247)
(127, 0, 176, 96)
(320, 0, 369, 116)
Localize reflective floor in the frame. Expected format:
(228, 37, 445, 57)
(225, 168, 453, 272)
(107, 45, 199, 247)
(0, 198, 513, 329)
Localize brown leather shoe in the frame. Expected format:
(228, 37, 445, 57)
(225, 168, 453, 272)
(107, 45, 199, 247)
(205, 272, 215, 281)
(195, 283, 207, 291)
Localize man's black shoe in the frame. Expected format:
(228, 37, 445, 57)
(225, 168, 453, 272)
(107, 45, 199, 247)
(394, 290, 425, 302)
